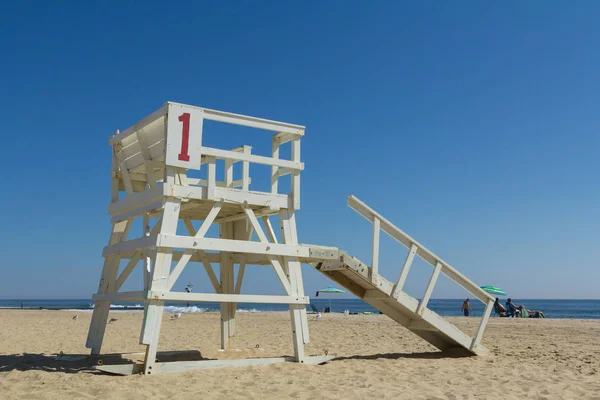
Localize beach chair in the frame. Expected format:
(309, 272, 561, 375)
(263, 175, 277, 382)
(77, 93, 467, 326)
(493, 303, 509, 317)
(309, 304, 321, 314)
(519, 308, 530, 318)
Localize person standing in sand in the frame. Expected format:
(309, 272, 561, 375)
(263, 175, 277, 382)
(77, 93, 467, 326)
(462, 298, 472, 316)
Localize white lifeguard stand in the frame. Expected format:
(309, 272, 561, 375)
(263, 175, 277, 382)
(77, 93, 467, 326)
(86, 102, 335, 375)
(87, 101, 496, 376)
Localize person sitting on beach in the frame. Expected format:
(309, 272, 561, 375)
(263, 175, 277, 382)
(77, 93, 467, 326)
(462, 298, 472, 317)
(517, 305, 546, 318)
(505, 298, 519, 317)
(493, 298, 509, 317)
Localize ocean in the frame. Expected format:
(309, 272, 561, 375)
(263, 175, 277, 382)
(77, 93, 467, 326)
(1, 298, 599, 319)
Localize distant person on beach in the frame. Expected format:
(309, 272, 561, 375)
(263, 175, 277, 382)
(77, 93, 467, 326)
(493, 298, 509, 317)
(505, 298, 519, 317)
(517, 305, 546, 318)
(462, 298, 472, 316)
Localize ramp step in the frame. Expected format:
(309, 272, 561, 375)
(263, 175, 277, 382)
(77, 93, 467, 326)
(314, 254, 488, 356)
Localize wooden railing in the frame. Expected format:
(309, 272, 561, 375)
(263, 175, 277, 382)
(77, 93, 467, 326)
(109, 102, 305, 211)
(348, 195, 495, 351)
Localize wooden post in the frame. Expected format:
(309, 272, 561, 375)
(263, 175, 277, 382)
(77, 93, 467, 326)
(471, 299, 494, 350)
(271, 137, 279, 194)
(392, 243, 418, 298)
(291, 138, 301, 209)
(220, 222, 235, 349)
(280, 209, 308, 362)
(225, 159, 233, 188)
(143, 214, 151, 289)
(140, 193, 181, 375)
(110, 145, 119, 202)
(207, 157, 216, 199)
(86, 219, 131, 354)
(371, 216, 380, 283)
(230, 218, 250, 329)
(242, 146, 251, 191)
(417, 262, 442, 315)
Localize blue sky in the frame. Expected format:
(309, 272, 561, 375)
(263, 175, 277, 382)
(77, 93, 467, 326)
(1, 1, 598, 300)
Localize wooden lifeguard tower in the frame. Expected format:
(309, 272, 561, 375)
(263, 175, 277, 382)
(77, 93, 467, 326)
(87, 101, 496, 375)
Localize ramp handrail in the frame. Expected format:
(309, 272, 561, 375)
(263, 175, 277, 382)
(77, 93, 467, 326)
(348, 195, 495, 351)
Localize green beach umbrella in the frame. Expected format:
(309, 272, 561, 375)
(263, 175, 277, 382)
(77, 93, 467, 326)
(480, 285, 506, 296)
(316, 286, 345, 311)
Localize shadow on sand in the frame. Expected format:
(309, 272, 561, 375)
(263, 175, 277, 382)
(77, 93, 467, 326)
(330, 348, 473, 362)
(0, 350, 208, 374)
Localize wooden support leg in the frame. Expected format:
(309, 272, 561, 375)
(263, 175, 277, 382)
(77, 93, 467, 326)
(143, 214, 151, 289)
(139, 198, 180, 374)
(140, 299, 165, 374)
(280, 210, 308, 362)
(86, 220, 131, 354)
(229, 219, 251, 328)
(220, 222, 235, 349)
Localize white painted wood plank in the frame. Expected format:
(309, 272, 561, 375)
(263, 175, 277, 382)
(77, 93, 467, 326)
(166, 251, 192, 291)
(471, 299, 494, 351)
(158, 235, 310, 258)
(110, 104, 167, 145)
(274, 131, 303, 144)
(371, 217, 380, 282)
(134, 249, 271, 265)
(195, 105, 304, 134)
(271, 137, 279, 194)
(181, 219, 221, 293)
(280, 209, 309, 354)
(95, 356, 333, 376)
(86, 220, 130, 353)
(110, 199, 163, 224)
(234, 259, 246, 294)
(262, 216, 278, 244)
(207, 157, 216, 199)
(196, 203, 222, 238)
(186, 178, 251, 188)
(392, 243, 418, 298)
(408, 320, 438, 331)
(147, 291, 309, 304)
(202, 147, 304, 171)
(143, 214, 151, 290)
(291, 138, 301, 209)
(92, 291, 147, 302)
(220, 222, 235, 349)
(164, 184, 288, 210)
(108, 185, 163, 215)
(140, 197, 180, 374)
(214, 207, 276, 224)
(197, 250, 222, 293)
(244, 207, 292, 294)
(102, 235, 158, 257)
(115, 251, 143, 291)
(242, 145, 250, 191)
(417, 262, 442, 315)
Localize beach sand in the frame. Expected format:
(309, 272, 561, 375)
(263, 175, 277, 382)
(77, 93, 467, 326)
(0, 310, 599, 399)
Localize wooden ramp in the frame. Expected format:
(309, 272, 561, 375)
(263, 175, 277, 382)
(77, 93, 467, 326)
(311, 196, 496, 356)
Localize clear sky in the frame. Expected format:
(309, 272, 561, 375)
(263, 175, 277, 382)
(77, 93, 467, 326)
(1, 1, 598, 300)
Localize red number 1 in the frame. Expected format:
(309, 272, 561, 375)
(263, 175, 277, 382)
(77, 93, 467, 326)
(178, 112, 191, 161)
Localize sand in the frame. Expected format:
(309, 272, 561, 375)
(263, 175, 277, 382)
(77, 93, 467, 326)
(0, 310, 599, 399)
